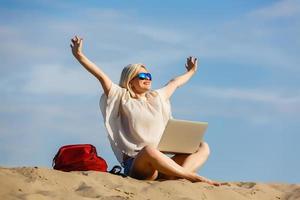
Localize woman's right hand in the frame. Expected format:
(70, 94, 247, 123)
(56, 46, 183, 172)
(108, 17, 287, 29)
(70, 35, 83, 58)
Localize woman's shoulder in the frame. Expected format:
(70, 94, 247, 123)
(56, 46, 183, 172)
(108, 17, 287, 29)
(148, 90, 159, 97)
(108, 82, 127, 96)
(153, 87, 168, 101)
(144, 89, 169, 104)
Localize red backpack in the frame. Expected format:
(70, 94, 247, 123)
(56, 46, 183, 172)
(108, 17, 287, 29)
(52, 144, 108, 172)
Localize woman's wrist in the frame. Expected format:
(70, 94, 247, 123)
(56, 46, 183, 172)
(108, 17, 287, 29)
(187, 69, 196, 75)
(75, 52, 84, 60)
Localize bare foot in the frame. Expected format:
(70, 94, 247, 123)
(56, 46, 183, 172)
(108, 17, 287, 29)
(187, 173, 220, 186)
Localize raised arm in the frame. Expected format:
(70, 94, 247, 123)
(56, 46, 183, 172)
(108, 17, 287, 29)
(70, 35, 112, 96)
(163, 56, 198, 100)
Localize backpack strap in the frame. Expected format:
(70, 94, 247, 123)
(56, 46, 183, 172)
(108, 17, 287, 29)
(109, 165, 127, 177)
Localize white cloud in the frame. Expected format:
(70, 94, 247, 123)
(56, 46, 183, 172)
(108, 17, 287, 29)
(134, 25, 185, 44)
(23, 64, 101, 95)
(248, 0, 300, 19)
(173, 85, 300, 126)
(194, 85, 300, 105)
(182, 0, 300, 70)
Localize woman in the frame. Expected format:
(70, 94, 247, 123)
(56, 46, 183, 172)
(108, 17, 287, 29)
(70, 35, 220, 186)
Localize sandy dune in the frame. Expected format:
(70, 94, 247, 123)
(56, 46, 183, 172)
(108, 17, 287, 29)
(0, 167, 299, 200)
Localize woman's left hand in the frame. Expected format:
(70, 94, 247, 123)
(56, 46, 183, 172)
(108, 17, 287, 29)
(185, 56, 198, 73)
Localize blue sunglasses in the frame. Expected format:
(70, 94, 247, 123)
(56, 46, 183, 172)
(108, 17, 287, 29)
(137, 73, 152, 80)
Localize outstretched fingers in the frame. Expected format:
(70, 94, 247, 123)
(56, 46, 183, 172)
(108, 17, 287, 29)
(71, 36, 82, 45)
(185, 56, 198, 72)
(186, 56, 197, 64)
(70, 35, 83, 56)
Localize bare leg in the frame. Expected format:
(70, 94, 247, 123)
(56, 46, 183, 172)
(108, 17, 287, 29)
(158, 142, 213, 181)
(173, 141, 210, 172)
(129, 145, 214, 183)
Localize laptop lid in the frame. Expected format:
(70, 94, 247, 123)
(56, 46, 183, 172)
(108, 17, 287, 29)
(158, 119, 208, 154)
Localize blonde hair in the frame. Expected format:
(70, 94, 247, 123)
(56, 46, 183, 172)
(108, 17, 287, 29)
(119, 63, 147, 98)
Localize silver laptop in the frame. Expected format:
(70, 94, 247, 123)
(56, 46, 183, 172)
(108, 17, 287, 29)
(158, 119, 208, 154)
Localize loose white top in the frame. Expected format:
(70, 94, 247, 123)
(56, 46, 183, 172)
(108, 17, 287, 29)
(99, 83, 172, 164)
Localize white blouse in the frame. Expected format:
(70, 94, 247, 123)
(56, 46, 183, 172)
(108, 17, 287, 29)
(99, 83, 172, 164)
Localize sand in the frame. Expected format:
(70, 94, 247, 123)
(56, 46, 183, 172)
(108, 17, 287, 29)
(0, 167, 299, 200)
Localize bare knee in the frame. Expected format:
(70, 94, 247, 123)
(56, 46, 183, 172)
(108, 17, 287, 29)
(198, 142, 210, 157)
(131, 145, 159, 180)
(141, 145, 160, 159)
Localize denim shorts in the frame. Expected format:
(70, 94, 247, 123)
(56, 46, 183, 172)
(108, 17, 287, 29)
(122, 157, 135, 176)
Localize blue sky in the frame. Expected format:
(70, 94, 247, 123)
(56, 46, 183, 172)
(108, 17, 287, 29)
(0, 0, 299, 183)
